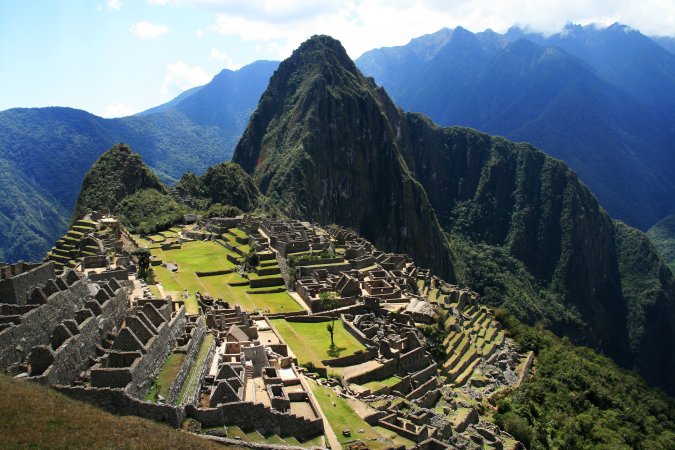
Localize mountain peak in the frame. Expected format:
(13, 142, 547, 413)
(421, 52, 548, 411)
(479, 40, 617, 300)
(72, 143, 164, 221)
(285, 35, 357, 75)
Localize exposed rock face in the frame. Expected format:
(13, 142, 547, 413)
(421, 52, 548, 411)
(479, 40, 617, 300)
(72, 143, 165, 220)
(234, 35, 454, 280)
(233, 35, 675, 394)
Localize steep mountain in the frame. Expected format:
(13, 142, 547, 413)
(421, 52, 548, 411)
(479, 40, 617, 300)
(233, 36, 455, 280)
(72, 143, 165, 220)
(356, 25, 675, 231)
(647, 214, 675, 271)
(234, 35, 675, 394)
(0, 60, 277, 262)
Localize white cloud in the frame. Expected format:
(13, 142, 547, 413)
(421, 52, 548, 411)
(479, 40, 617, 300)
(196, 0, 675, 61)
(106, 0, 122, 11)
(161, 60, 211, 96)
(130, 21, 169, 39)
(101, 102, 136, 118)
(147, 0, 168, 5)
(210, 49, 241, 70)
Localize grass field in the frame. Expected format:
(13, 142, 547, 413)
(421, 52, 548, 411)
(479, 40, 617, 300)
(0, 373, 235, 449)
(145, 352, 186, 402)
(270, 319, 366, 366)
(309, 382, 415, 449)
(361, 375, 402, 392)
(149, 241, 302, 315)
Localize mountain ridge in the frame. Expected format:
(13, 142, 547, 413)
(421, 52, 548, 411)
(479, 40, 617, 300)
(356, 24, 675, 231)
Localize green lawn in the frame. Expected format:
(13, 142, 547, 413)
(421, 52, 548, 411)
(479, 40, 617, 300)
(154, 240, 236, 273)
(309, 382, 414, 449)
(148, 284, 161, 298)
(270, 319, 366, 366)
(361, 376, 402, 392)
(144, 352, 186, 402)
(154, 268, 302, 315)
(229, 227, 248, 239)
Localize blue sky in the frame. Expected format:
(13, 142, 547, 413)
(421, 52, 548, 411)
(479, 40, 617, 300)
(2, 0, 675, 117)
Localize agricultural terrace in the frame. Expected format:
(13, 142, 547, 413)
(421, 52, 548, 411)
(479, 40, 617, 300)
(147, 239, 302, 315)
(270, 319, 366, 367)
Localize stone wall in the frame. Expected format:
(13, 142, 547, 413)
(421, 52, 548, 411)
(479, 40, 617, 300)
(0, 262, 56, 305)
(54, 385, 185, 427)
(89, 269, 128, 282)
(167, 318, 207, 405)
(29, 283, 128, 386)
(250, 277, 284, 289)
(321, 348, 377, 368)
(186, 402, 323, 440)
(181, 336, 216, 406)
(83, 255, 107, 269)
(0, 277, 89, 368)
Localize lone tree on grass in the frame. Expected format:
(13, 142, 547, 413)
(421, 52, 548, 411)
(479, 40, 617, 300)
(133, 248, 153, 283)
(320, 291, 339, 347)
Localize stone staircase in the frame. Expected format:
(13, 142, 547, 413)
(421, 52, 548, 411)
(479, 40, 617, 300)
(45, 220, 97, 271)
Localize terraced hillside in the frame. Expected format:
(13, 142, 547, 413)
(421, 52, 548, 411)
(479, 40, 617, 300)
(45, 219, 98, 271)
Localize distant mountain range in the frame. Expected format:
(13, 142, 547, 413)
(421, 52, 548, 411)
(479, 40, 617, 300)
(356, 23, 675, 231)
(3, 22, 675, 267)
(0, 61, 277, 262)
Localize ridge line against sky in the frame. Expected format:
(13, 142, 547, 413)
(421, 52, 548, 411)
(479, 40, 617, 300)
(1, 0, 675, 118)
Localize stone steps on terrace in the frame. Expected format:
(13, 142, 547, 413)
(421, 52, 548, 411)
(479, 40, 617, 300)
(443, 335, 470, 372)
(484, 326, 498, 342)
(445, 331, 465, 354)
(452, 357, 481, 387)
(447, 348, 479, 381)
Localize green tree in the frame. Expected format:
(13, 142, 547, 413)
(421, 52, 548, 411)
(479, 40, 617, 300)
(320, 291, 339, 348)
(133, 248, 152, 282)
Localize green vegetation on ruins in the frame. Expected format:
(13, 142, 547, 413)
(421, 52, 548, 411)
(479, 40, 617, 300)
(144, 352, 186, 403)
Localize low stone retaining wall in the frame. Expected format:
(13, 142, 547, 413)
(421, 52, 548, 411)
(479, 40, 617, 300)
(250, 277, 284, 289)
(54, 385, 185, 428)
(286, 316, 331, 323)
(321, 347, 377, 368)
(186, 402, 323, 440)
(195, 269, 234, 277)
